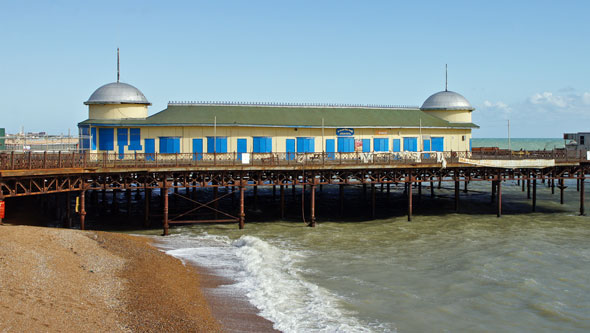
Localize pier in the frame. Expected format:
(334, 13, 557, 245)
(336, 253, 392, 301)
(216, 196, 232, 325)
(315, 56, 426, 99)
(0, 149, 588, 234)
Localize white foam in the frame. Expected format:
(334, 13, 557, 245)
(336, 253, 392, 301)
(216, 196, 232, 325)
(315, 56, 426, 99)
(161, 233, 375, 332)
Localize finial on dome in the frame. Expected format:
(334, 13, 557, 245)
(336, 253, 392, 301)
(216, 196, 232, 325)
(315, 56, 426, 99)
(117, 48, 120, 83)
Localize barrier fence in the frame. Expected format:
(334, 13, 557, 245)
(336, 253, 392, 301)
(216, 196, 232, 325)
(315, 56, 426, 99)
(0, 149, 587, 171)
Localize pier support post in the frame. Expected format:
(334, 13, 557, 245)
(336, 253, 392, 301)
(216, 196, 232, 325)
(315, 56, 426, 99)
(522, 175, 525, 192)
(163, 179, 169, 236)
(363, 183, 367, 202)
(464, 180, 468, 193)
(455, 179, 460, 212)
(407, 172, 413, 222)
(577, 178, 580, 192)
(280, 185, 285, 219)
(239, 182, 245, 229)
(80, 190, 86, 230)
(491, 180, 496, 203)
(430, 180, 434, 197)
(273, 185, 276, 200)
(310, 183, 316, 227)
(497, 179, 502, 218)
(527, 176, 531, 199)
(559, 178, 565, 205)
(371, 183, 376, 219)
(387, 183, 390, 196)
(438, 178, 442, 189)
(144, 188, 151, 228)
(532, 174, 537, 212)
(551, 174, 555, 194)
(580, 172, 585, 216)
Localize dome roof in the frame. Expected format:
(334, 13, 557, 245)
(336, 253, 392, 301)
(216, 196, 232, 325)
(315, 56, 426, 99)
(420, 90, 473, 111)
(84, 82, 151, 105)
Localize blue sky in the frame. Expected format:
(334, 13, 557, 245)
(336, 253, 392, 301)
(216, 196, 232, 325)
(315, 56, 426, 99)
(1, 0, 589, 137)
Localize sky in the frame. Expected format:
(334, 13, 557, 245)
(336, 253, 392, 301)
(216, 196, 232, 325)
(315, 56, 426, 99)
(1, 0, 590, 137)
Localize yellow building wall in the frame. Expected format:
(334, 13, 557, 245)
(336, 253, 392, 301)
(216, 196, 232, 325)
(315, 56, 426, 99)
(89, 104, 148, 120)
(422, 110, 472, 123)
(89, 125, 473, 154)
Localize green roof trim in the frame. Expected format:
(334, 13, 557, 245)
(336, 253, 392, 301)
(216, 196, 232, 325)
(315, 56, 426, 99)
(79, 104, 479, 129)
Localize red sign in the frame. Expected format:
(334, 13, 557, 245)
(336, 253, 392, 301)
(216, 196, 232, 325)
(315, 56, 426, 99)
(0, 201, 5, 219)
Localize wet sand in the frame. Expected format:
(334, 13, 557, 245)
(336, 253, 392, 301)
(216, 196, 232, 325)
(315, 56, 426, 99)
(0, 224, 275, 332)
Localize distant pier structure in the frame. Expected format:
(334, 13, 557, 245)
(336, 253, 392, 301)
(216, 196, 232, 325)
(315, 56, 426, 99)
(1, 74, 589, 233)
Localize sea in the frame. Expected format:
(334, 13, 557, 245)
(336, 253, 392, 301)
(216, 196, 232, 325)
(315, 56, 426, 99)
(133, 138, 590, 332)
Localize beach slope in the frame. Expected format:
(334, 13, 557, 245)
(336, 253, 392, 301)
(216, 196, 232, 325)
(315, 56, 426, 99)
(0, 225, 221, 332)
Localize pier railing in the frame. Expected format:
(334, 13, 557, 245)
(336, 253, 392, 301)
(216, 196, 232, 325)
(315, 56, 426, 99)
(0, 149, 586, 171)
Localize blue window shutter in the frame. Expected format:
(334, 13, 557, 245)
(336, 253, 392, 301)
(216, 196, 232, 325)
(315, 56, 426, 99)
(117, 128, 128, 146)
(129, 128, 141, 150)
(297, 138, 305, 153)
(207, 137, 214, 153)
(265, 137, 272, 153)
(253, 137, 260, 153)
(362, 139, 370, 153)
(393, 139, 401, 152)
(98, 128, 114, 151)
(159, 137, 167, 153)
(174, 137, 180, 153)
(423, 139, 431, 151)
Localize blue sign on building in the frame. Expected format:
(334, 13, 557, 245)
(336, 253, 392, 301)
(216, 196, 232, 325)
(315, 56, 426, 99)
(336, 128, 354, 136)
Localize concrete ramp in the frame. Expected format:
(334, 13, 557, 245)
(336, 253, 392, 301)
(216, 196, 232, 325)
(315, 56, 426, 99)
(459, 158, 556, 169)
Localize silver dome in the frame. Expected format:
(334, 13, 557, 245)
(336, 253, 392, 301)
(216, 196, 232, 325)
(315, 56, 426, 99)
(420, 90, 474, 111)
(84, 82, 151, 105)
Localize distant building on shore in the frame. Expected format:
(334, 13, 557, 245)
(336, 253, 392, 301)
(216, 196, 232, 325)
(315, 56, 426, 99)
(78, 79, 478, 158)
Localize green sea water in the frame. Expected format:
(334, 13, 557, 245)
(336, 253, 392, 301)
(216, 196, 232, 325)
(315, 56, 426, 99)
(133, 138, 590, 332)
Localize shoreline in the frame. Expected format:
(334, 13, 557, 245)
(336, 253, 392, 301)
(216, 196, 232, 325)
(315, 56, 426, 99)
(0, 224, 276, 332)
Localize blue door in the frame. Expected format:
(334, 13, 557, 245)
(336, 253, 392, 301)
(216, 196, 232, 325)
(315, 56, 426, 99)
(393, 139, 401, 152)
(431, 137, 444, 152)
(237, 138, 247, 160)
(286, 139, 295, 160)
(192, 138, 203, 161)
(403, 137, 418, 152)
(326, 139, 335, 159)
(337, 137, 354, 152)
(362, 139, 371, 153)
(145, 139, 155, 161)
(98, 128, 114, 151)
(423, 139, 431, 158)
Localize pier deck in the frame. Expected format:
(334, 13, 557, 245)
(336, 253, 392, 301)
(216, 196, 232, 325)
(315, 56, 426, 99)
(0, 150, 588, 234)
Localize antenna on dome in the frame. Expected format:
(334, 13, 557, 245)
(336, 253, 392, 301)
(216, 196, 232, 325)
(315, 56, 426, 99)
(445, 64, 448, 91)
(117, 48, 120, 82)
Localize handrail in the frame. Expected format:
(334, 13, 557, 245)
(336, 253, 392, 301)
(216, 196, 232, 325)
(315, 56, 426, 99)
(0, 149, 586, 171)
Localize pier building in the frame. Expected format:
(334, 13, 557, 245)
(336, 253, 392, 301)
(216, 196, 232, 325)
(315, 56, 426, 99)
(78, 81, 478, 158)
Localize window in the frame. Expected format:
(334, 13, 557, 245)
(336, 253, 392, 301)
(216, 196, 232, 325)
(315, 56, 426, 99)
(296, 137, 315, 153)
(403, 137, 417, 152)
(79, 126, 90, 150)
(207, 137, 228, 153)
(337, 137, 354, 152)
(373, 138, 389, 152)
(253, 137, 272, 153)
(98, 128, 114, 151)
(129, 128, 142, 150)
(159, 137, 180, 153)
(462, 135, 466, 142)
(581, 136, 585, 145)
